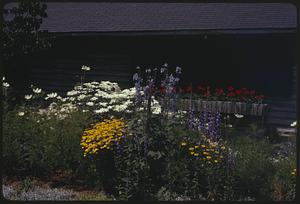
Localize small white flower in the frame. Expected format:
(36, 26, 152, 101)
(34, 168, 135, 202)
(234, 114, 244, 118)
(228, 124, 233, 128)
(82, 110, 89, 113)
(91, 81, 99, 85)
(86, 102, 94, 106)
(24, 94, 32, 100)
(81, 65, 91, 71)
(99, 102, 108, 106)
(3, 77, 5, 81)
(61, 98, 67, 102)
(90, 97, 98, 101)
(45, 92, 58, 100)
(33, 88, 42, 94)
(94, 108, 109, 114)
(290, 121, 297, 127)
(77, 94, 86, 100)
(66, 90, 78, 96)
(18, 112, 25, 116)
(3, 82, 10, 88)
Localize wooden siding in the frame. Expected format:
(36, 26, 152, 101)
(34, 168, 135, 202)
(29, 54, 133, 94)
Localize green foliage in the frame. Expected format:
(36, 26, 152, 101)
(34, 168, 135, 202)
(228, 137, 276, 200)
(3, 105, 94, 180)
(270, 144, 296, 201)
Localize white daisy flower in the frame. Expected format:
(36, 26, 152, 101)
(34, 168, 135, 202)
(291, 121, 297, 127)
(94, 108, 109, 114)
(18, 112, 25, 116)
(81, 65, 91, 71)
(24, 94, 32, 100)
(3, 82, 10, 88)
(90, 97, 98, 101)
(45, 92, 58, 100)
(86, 102, 94, 106)
(33, 88, 42, 94)
(77, 94, 86, 100)
(234, 114, 244, 118)
(66, 90, 78, 96)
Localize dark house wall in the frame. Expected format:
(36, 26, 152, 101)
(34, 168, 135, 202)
(26, 33, 295, 98)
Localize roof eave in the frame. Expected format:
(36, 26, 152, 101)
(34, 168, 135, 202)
(49, 28, 297, 37)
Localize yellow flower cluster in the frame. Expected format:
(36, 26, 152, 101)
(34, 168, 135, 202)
(181, 140, 227, 164)
(80, 118, 126, 157)
(291, 168, 296, 176)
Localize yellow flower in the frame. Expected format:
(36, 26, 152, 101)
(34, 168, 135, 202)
(80, 118, 126, 156)
(214, 160, 218, 163)
(181, 142, 187, 146)
(194, 153, 199, 156)
(189, 147, 195, 151)
(203, 152, 209, 155)
(190, 151, 195, 155)
(194, 145, 199, 149)
(201, 145, 206, 148)
(221, 146, 226, 150)
(206, 156, 212, 160)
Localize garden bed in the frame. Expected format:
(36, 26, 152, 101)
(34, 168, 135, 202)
(2, 64, 295, 201)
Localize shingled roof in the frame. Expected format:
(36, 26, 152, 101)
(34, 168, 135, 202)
(4, 2, 297, 34)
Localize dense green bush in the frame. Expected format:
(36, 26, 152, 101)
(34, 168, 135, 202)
(3, 105, 94, 179)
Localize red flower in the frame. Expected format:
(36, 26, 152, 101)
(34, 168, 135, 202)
(255, 94, 264, 100)
(204, 90, 211, 97)
(250, 90, 256, 95)
(216, 88, 224, 95)
(227, 86, 234, 91)
(160, 86, 165, 94)
(227, 92, 236, 97)
(185, 85, 192, 93)
(197, 85, 205, 91)
(242, 88, 249, 95)
(240, 96, 246, 101)
(235, 89, 242, 95)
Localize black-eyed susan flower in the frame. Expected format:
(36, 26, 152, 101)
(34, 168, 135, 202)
(80, 118, 126, 157)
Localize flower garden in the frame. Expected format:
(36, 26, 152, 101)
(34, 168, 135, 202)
(2, 64, 296, 201)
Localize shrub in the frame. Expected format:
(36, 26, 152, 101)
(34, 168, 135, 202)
(3, 105, 94, 178)
(228, 137, 276, 200)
